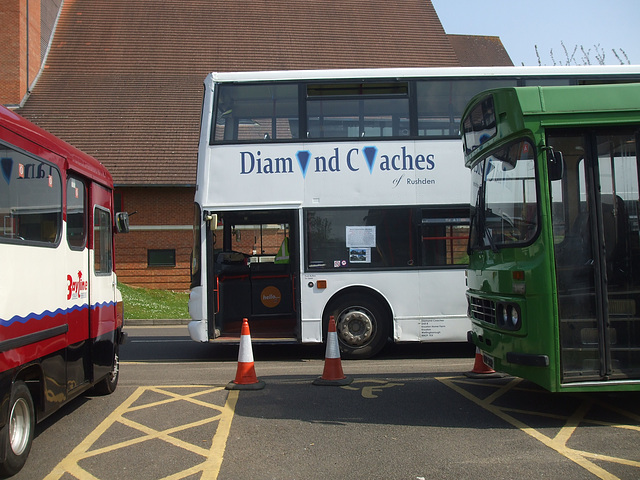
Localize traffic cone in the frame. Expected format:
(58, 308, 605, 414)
(313, 316, 353, 386)
(464, 347, 506, 379)
(226, 318, 265, 390)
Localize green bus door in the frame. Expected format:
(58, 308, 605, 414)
(549, 130, 640, 383)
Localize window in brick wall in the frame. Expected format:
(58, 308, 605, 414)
(148, 248, 176, 267)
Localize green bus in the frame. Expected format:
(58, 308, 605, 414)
(461, 83, 640, 392)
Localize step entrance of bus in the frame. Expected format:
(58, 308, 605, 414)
(214, 260, 297, 338)
(207, 209, 299, 341)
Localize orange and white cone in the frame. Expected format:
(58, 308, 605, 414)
(464, 347, 506, 379)
(313, 316, 353, 386)
(226, 318, 265, 390)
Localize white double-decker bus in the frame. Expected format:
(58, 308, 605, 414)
(188, 66, 640, 358)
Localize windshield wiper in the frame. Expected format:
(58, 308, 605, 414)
(483, 224, 499, 253)
(471, 184, 499, 253)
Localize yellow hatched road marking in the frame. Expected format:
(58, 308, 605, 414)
(438, 376, 640, 480)
(44, 386, 239, 480)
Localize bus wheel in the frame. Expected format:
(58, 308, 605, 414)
(92, 346, 120, 396)
(326, 294, 389, 359)
(0, 381, 35, 478)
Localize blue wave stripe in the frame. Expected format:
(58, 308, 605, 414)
(1, 302, 116, 328)
(90, 301, 117, 311)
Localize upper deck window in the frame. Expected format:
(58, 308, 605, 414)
(210, 77, 527, 144)
(417, 79, 515, 138)
(306, 82, 410, 139)
(214, 83, 299, 142)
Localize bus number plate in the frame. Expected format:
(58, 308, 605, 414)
(482, 352, 494, 369)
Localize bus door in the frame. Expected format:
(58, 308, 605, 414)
(88, 183, 117, 381)
(65, 175, 91, 393)
(549, 130, 640, 383)
(209, 210, 298, 338)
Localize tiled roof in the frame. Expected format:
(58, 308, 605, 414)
(447, 34, 513, 67)
(17, 1, 465, 185)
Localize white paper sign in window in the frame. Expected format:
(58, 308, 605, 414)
(346, 226, 376, 248)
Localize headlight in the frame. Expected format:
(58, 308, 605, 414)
(510, 307, 519, 327)
(497, 303, 521, 330)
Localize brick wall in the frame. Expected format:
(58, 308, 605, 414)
(228, 227, 287, 257)
(114, 186, 195, 291)
(0, 0, 41, 106)
(0, 0, 24, 104)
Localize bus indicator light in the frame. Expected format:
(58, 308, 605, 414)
(512, 270, 525, 294)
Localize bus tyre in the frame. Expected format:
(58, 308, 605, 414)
(92, 345, 120, 396)
(0, 381, 35, 478)
(326, 294, 389, 359)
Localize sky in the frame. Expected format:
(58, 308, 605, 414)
(431, 0, 640, 66)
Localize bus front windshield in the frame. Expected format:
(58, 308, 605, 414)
(469, 139, 538, 251)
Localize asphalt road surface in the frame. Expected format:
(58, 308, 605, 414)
(9, 326, 640, 480)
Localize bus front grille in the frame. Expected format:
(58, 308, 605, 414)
(468, 295, 496, 324)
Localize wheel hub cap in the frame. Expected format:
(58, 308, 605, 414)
(9, 398, 30, 455)
(337, 309, 374, 346)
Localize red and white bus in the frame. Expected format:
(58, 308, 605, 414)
(0, 105, 129, 476)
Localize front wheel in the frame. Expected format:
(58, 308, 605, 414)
(92, 345, 120, 396)
(0, 381, 35, 478)
(325, 294, 390, 359)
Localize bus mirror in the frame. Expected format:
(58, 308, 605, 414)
(547, 149, 564, 181)
(115, 212, 130, 233)
(204, 213, 218, 231)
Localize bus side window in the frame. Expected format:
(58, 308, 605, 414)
(94, 207, 113, 274)
(421, 208, 470, 267)
(67, 177, 87, 249)
(0, 145, 62, 245)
